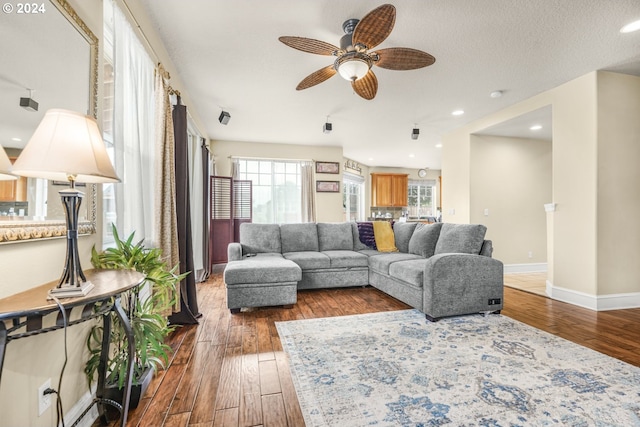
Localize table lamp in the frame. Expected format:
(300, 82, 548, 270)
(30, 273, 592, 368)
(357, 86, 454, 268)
(12, 109, 120, 298)
(0, 144, 17, 180)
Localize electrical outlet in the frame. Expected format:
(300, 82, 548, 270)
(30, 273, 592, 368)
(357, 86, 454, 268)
(38, 378, 52, 416)
(528, 251, 533, 258)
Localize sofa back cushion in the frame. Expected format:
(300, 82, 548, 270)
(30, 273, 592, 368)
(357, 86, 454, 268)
(281, 223, 319, 253)
(317, 222, 354, 251)
(239, 223, 282, 254)
(408, 222, 443, 258)
(393, 222, 417, 253)
(434, 223, 487, 255)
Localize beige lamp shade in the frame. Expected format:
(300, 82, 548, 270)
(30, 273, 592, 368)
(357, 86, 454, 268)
(12, 109, 120, 183)
(0, 144, 17, 180)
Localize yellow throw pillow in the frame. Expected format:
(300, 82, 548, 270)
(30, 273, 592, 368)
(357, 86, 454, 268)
(372, 221, 398, 252)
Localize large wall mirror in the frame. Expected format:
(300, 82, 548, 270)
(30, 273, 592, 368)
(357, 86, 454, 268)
(0, 0, 98, 243)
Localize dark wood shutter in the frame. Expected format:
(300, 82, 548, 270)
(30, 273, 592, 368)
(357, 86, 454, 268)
(233, 179, 252, 242)
(210, 176, 233, 265)
(209, 177, 253, 265)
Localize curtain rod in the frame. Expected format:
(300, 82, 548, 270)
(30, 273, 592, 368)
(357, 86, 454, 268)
(228, 155, 313, 162)
(120, 0, 160, 63)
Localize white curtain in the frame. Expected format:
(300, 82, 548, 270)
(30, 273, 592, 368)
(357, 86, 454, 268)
(301, 161, 316, 222)
(111, 1, 156, 244)
(231, 158, 240, 180)
(187, 124, 204, 276)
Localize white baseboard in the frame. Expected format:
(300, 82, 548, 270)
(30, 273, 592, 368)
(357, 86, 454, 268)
(61, 389, 98, 427)
(504, 263, 547, 274)
(546, 280, 640, 311)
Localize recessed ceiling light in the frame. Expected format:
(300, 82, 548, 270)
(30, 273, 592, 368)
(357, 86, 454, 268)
(409, 154, 415, 158)
(530, 125, 542, 131)
(435, 143, 443, 148)
(11, 137, 21, 142)
(368, 157, 373, 161)
(490, 91, 502, 98)
(452, 110, 464, 116)
(621, 19, 640, 33)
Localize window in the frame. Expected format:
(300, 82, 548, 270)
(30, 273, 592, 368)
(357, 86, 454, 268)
(407, 180, 437, 219)
(343, 173, 364, 221)
(236, 159, 302, 223)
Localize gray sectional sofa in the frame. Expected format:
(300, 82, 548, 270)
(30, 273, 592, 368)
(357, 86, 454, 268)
(223, 221, 504, 321)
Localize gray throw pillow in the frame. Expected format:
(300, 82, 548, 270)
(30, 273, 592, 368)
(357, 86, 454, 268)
(408, 222, 443, 258)
(393, 222, 417, 253)
(434, 223, 487, 255)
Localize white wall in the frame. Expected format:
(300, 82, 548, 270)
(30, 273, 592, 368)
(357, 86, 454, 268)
(443, 71, 640, 308)
(597, 72, 640, 296)
(470, 135, 552, 265)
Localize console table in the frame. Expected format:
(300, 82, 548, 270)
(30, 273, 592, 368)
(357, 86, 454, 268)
(0, 269, 145, 427)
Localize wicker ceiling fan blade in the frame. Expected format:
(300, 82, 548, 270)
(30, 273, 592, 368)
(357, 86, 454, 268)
(352, 70, 378, 100)
(374, 47, 436, 70)
(296, 65, 337, 90)
(352, 4, 396, 50)
(279, 36, 339, 56)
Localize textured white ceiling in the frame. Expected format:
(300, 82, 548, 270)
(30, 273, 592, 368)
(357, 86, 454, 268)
(143, 1, 640, 169)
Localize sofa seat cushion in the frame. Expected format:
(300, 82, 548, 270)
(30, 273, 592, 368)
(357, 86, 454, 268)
(224, 255, 301, 285)
(435, 223, 487, 255)
(357, 249, 383, 257)
(281, 223, 319, 253)
(388, 259, 429, 288)
(317, 222, 354, 251)
(322, 250, 369, 268)
(283, 251, 330, 270)
(368, 253, 424, 275)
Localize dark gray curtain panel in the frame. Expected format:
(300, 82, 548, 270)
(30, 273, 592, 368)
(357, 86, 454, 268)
(199, 137, 211, 281)
(169, 96, 200, 324)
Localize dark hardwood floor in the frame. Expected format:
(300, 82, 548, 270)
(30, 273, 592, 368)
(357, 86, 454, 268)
(97, 271, 640, 427)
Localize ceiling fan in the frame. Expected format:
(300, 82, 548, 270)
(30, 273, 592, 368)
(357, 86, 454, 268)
(279, 4, 435, 100)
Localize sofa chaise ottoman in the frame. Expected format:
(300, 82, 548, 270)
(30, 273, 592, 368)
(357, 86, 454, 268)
(224, 224, 302, 312)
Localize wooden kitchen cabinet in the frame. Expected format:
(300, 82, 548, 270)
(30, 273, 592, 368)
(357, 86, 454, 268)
(0, 157, 26, 202)
(371, 173, 408, 207)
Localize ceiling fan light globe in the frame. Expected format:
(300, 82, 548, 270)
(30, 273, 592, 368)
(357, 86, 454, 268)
(337, 58, 370, 81)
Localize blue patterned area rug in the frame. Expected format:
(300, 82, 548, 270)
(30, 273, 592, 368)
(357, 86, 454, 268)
(276, 310, 640, 426)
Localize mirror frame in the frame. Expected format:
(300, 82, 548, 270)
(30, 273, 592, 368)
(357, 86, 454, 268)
(0, 0, 98, 243)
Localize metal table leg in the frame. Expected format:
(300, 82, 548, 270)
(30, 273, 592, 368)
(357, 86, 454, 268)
(0, 321, 6, 385)
(96, 308, 112, 425)
(113, 296, 134, 427)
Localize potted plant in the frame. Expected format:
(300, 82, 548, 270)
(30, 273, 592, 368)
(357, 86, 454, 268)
(85, 225, 187, 409)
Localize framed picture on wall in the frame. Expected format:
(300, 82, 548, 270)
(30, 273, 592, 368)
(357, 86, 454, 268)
(316, 180, 340, 192)
(315, 161, 339, 174)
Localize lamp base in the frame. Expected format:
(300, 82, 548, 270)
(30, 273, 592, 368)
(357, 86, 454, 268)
(47, 281, 95, 300)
